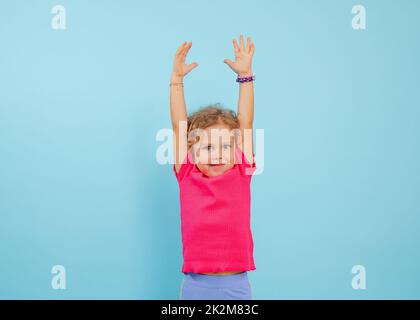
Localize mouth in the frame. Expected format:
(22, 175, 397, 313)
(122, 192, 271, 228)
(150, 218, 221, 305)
(209, 163, 225, 167)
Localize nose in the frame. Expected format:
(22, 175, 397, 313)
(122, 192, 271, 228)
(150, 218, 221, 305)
(209, 146, 224, 164)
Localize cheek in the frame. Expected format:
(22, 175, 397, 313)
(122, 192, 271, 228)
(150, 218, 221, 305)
(222, 148, 235, 162)
(195, 149, 210, 163)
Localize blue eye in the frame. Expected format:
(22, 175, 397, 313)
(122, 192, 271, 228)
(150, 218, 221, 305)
(223, 144, 231, 149)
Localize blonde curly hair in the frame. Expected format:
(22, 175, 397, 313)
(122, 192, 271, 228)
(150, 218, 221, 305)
(187, 103, 240, 148)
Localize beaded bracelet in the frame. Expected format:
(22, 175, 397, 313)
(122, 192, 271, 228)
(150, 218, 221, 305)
(236, 74, 255, 83)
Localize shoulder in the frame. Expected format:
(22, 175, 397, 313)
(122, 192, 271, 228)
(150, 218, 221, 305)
(236, 138, 254, 165)
(174, 149, 195, 182)
(235, 145, 257, 177)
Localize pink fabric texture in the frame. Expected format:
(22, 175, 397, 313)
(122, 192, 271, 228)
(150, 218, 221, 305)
(173, 146, 257, 273)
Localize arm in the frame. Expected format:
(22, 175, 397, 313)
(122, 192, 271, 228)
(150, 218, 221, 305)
(224, 35, 255, 164)
(170, 41, 198, 173)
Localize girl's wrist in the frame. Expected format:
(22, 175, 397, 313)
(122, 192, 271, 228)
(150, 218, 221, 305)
(170, 74, 184, 83)
(238, 70, 253, 77)
(236, 71, 255, 83)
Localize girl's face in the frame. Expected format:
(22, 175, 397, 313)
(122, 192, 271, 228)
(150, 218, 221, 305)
(191, 124, 237, 177)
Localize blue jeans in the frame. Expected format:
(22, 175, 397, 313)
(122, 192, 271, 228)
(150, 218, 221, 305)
(180, 272, 252, 300)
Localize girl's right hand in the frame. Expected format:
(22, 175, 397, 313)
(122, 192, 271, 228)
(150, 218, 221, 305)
(171, 41, 198, 81)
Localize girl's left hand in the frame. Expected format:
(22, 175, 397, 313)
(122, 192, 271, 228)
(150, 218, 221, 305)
(224, 35, 255, 76)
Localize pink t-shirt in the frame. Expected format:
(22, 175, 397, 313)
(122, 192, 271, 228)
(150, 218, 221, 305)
(173, 146, 257, 273)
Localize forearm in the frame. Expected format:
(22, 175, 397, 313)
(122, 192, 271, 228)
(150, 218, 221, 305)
(237, 80, 254, 128)
(170, 74, 188, 129)
(170, 41, 197, 168)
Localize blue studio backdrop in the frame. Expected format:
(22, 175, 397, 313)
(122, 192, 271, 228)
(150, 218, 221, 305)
(1, 0, 419, 299)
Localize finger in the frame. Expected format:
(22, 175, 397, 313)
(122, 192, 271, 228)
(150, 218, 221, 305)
(183, 41, 193, 57)
(179, 41, 188, 56)
(250, 43, 255, 56)
(239, 34, 244, 51)
(224, 59, 234, 69)
(233, 39, 240, 54)
(176, 42, 185, 54)
(179, 41, 190, 56)
(185, 62, 199, 73)
(246, 37, 251, 53)
(177, 41, 187, 56)
(181, 42, 192, 58)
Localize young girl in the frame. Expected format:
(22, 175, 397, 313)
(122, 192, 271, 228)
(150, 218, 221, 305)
(170, 35, 256, 300)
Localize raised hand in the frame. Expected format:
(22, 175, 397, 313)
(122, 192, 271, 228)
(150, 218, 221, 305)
(224, 35, 255, 76)
(172, 41, 199, 81)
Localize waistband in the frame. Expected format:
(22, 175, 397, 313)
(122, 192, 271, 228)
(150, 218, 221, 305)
(184, 272, 249, 288)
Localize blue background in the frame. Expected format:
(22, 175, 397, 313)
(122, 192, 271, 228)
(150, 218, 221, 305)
(1, 0, 419, 299)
